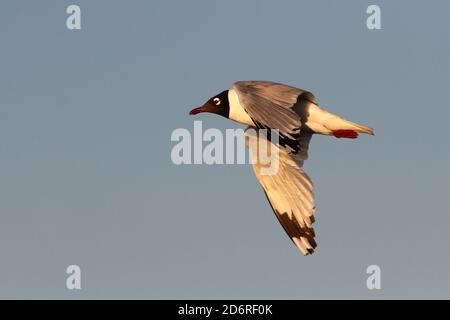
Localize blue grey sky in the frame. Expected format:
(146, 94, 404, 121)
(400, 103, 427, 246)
(0, 0, 449, 299)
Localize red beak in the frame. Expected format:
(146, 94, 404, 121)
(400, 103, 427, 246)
(189, 106, 205, 115)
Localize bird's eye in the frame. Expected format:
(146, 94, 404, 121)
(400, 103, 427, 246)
(213, 97, 221, 105)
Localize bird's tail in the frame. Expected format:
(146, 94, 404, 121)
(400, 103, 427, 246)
(346, 121, 374, 135)
(330, 115, 374, 135)
(323, 111, 374, 138)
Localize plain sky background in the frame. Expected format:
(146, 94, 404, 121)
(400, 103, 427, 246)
(0, 0, 449, 299)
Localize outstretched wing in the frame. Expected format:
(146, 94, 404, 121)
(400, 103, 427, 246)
(244, 127, 316, 255)
(233, 81, 305, 141)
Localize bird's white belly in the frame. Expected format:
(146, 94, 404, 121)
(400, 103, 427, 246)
(228, 89, 255, 126)
(304, 103, 334, 135)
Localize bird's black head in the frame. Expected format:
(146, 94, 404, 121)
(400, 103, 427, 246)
(189, 90, 229, 119)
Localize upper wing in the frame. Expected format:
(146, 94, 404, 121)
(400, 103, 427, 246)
(233, 81, 305, 140)
(245, 127, 316, 255)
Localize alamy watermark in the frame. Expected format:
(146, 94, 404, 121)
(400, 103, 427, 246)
(66, 5, 81, 30)
(170, 121, 280, 175)
(366, 265, 382, 290)
(66, 264, 81, 290)
(366, 5, 381, 30)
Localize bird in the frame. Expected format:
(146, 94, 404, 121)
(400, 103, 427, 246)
(189, 81, 373, 255)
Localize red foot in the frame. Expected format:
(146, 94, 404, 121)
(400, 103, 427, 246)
(332, 130, 358, 139)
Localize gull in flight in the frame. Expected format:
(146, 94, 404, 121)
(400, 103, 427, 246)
(189, 81, 373, 255)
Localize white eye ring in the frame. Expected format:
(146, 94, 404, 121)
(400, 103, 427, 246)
(213, 97, 221, 105)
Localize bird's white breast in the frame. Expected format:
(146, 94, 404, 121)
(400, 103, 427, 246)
(228, 89, 255, 126)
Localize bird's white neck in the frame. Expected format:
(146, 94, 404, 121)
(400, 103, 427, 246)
(228, 89, 255, 126)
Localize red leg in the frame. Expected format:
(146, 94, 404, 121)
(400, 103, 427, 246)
(332, 130, 358, 139)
